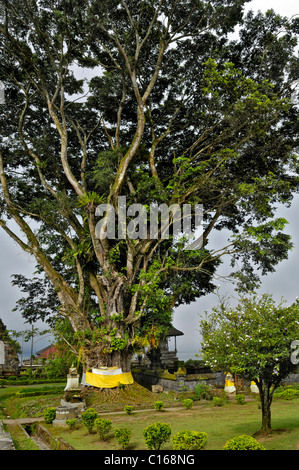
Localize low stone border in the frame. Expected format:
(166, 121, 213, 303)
(36, 423, 75, 450)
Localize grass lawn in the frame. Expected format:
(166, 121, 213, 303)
(0, 383, 64, 419)
(44, 397, 299, 450)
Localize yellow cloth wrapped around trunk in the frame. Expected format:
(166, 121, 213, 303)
(85, 367, 134, 388)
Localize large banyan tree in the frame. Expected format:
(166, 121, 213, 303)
(0, 1, 299, 381)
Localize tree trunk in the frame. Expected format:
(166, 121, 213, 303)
(83, 343, 133, 373)
(258, 382, 272, 434)
(78, 304, 134, 375)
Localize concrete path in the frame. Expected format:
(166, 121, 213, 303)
(1, 417, 44, 425)
(0, 421, 15, 450)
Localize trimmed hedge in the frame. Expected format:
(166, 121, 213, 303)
(15, 386, 64, 397)
(0, 378, 65, 386)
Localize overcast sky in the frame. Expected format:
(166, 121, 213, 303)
(0, 0, 298, 358)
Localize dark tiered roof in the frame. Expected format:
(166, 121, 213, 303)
(167, 326, 184, 337)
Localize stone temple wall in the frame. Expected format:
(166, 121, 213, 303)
(0, 318, 19, 376)
(132, 367, 225, 392)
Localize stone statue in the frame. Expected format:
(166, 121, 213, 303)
(224, 372, 236, 394)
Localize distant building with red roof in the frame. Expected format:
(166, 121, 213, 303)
(36, 345, 58, 359)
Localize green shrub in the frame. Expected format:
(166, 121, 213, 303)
(274, 384, 299, 394)
(81, 408, 98, 433)
(143, 422, 171, 450)
(94, 418, 112, 440)
(185, 359, 206, 369)
(274, 389, 299, 400)
(66, 418, 78, 430)
(124, 405, 134, 414)
(194, 383, 214, 400)
(181, 398, 193, 409)
(172, 430, 208, 450)
(223, 435, 265, 450)
(213, 397, 224, 407)
(235, 394, 245, 405)
(43, 407, 56, 424)
(154, 401, 164, 411)
(114, 427, 132, 449)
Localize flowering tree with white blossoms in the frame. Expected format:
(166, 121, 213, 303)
(200, 294, 299, 434)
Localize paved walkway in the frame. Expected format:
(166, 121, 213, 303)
(0, 421, 15, 450)
(1, 417, 44, 425)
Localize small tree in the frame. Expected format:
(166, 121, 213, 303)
(94, 418, 112, 440)
(200, 294, 299, 434)
(81, 408, 98, 434)
(143, 422, 171, 450)
(114, 427, 131, 449)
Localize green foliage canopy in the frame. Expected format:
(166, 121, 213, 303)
(200, 294, 299, 383)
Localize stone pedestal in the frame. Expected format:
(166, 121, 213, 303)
(63, 366, 85, 406)
(64, 387, 83, 403)
(53, 367, 86, 426)
(61, 397, 85, 414)
(64, 367, 80, 391)
(53, 405, 78, 427)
